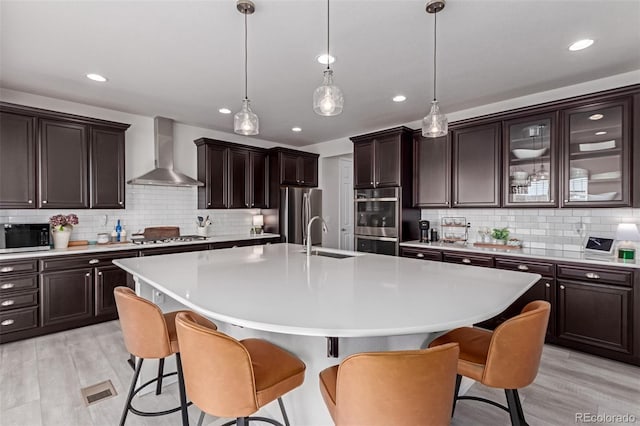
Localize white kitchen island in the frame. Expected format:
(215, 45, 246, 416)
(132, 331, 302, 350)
(114, 243, 540, 425)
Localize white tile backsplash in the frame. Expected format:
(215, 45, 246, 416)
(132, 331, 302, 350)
(0, 186, 261, 241)
(421, 207, 640, 252)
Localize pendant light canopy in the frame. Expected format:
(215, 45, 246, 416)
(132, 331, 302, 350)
(234, 0, 259, 135)
(422, 0, 448, 138)
(313, 0, 344, 116)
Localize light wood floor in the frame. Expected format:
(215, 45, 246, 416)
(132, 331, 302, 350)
(1, 321, 638, 426)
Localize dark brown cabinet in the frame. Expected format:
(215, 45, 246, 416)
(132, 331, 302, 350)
(280, 153, 301, 185)
(270, 149, 318, 187)
(413, 132, 450, 207)
(452, 122, 501, 207)
(90, 127, 125, 208)
(196, 139, 271, 209)
(95, 264, 133, 316)
(351, 127, 412, 189)
(39, 119, 89, 209)
(41, 268, 93, 327)
(0, 112, 36, 209)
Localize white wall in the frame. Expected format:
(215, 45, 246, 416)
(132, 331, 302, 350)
(318, 156, 340, 248)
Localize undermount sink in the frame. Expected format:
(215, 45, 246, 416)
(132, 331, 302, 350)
(302, 249, 356, 259)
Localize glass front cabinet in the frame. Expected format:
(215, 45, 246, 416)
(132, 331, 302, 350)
(561, 97, 631, 207)
(503, 113, 557, 207)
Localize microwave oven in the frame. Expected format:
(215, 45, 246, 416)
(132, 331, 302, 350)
(0, 223, 51, 253)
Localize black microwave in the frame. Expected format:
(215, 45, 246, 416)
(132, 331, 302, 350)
(0, 223, 51, 253)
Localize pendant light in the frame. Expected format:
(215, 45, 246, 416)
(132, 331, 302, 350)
(234, 0, 259, 135)
(313, 0, 344, 116)
(422, 0, 447, 138)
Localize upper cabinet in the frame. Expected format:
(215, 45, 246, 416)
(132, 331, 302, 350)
(0, 112, 36, 209)
(503, 113, 558, 207)
(413, 131, 450, 208)
(271, 148, 318, 187)
(561, 97, 632, 207)
(452, 122, 501, 207)
(351, 127, 413, 189)
(0, 103, 129, 210)
(195, 139, 271, 209)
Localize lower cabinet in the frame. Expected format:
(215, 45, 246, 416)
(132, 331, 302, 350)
(95, 264, 134, 317)
(41, 268, 93, 327)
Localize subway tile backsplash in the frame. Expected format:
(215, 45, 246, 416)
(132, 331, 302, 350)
(0, 186, 260, 241)
(421, 208, 640, 251)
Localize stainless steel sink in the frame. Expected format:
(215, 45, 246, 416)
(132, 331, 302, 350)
(303, 249, 356, 259)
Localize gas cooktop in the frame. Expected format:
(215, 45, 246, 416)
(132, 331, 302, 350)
(131, 235, 207, 245)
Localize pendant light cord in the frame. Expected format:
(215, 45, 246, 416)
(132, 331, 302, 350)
(244, 11, 248, 100)
(433, 11, 437, 101)
(326, 0, 331, 71)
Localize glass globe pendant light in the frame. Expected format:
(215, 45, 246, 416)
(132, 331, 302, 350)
(313, 0, 344, 116)
(234, 0, 259, 135)
(422, 0, 447, 138)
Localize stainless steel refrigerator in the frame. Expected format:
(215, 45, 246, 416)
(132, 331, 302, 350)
(280, 187, 323, 245)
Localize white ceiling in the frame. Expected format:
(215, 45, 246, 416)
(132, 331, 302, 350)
(1, 0, 639, 147)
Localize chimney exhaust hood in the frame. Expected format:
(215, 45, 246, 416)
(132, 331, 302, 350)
(127, 117, 204, 187)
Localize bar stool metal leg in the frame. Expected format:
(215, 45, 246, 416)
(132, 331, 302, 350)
(155, 358, 165, 395)
(120, 358, 144, 426)
(176, 353, 190, 426)
(277, 397, 290, 426)
(451, 374, 462, 418)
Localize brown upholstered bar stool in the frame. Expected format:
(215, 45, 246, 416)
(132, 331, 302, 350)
(318, 343, 460, 426)
(429, 300, 551, 426)
(174, 311, 306, 426)
(114, 286, 216, 426)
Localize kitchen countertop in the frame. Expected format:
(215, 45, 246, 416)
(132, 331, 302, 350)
(0, 233, 280, 261)
(400, 240, 640, 269)
(114, 243, 540, 337)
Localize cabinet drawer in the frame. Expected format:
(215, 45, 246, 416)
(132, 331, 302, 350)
(140, 244, 209, 257)
(40, 251, 137, 272)
(0, 259, 38, 275)
(557, 265, 632, 287)
(0, 306, 38, 335)
(495, 258, 555, 276)
(0, 290, 38, 312)
(443, 252, 494, 268)
(400, 248, 442, 262)
(0, 275, 38, 294)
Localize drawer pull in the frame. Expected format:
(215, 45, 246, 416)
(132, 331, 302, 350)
(462, 258, 471, 264)
(560, 285, 565, 290)
(416, 253, 425, 258)
(1, 283, 15, 289)
(517, 265, 529, 271)
(89, 259, 100, 265)
(545, 283, 550, 288)
(1, 267, 14, 273)
(1, 319, 14, 326)
(585, 272, 600, 279)
(98, 272, 103, 276)
(1, 300, 15, 306)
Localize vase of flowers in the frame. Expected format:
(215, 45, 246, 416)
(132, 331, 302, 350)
(49, 214, 79, 249)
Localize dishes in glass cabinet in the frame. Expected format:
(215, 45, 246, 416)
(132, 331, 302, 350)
(587, 192, 618, 201)
(570, 167, 589, 179)
(590, 171, 621, 180)
(512, 147, 548, 159)
(579, 140, 616, 152)
(511, 171, 529, 180)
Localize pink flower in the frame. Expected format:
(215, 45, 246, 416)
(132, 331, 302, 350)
(49, 214, 79, 231)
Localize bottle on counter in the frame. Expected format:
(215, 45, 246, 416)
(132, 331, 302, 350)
(115, 219, 122, 242)
(120, 226, 127, 242)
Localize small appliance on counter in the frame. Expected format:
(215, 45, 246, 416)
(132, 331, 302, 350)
(1, 223, 51, 253)
(419, 220, 430, 243)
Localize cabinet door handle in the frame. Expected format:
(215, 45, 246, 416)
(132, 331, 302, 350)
(545, 283, 550, 288)
(0, 267, 14, 273)
(550, 199, 554, 203)
(462, 258, 471, 264)
(1, 319, 14, 326)
(28, 200, 33, 204)
(416, 253, 425, 258)
(89, 259, 99, 264)
(560, 285, 565, 290)
(118, 201, 123, 205)
(98, 272, 103, 276)
(517, 264, 529, 271)
(585, 272, 600, 279)
(564, 199, 569, 203)
(1, 283, 15, 289)
(301, 180, 305, 184)
(370, 181, 374, 185)
(85, 273, 91, 277)
(1, 300, 15, 306)
(42, 200, 47, 204)
(454, 201, 458, 205)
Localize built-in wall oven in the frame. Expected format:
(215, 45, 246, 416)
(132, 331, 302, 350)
(354, 188, 399, 256)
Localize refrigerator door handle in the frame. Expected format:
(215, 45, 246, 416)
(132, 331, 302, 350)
(302, 192, 308, 245)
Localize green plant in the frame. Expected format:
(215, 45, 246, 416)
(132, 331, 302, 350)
(491, 227, 510, 241)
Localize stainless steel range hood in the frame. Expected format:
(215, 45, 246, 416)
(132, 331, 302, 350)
(127, 117, 204, 187)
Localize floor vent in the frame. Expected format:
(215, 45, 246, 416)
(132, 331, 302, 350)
(80, 380, 117, 406)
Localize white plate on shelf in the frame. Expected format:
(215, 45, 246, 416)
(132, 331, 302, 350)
(588, 192, 618, 201)
(579, 140, 616, 152)
(512, 148, 548, 159)
(590, 171, 621, 180)
(570, 167, 589, 178)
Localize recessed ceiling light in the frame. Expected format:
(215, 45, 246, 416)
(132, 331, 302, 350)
(568, 39, 594, 51)
(86, 73, 107, 82)
(392, 95, 407, 102)
(316, 54, 335, 65)
(595, 131, 607, 135)
(219, 108, 232, 114)
(291, 127, 302, 132)
(589, 113, 604, 120)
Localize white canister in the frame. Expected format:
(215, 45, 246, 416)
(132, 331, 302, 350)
(97, 233, 110, 244)
(196, 226, 209, 237)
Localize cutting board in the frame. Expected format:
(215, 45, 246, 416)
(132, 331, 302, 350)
(142, 226, 180, 239)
